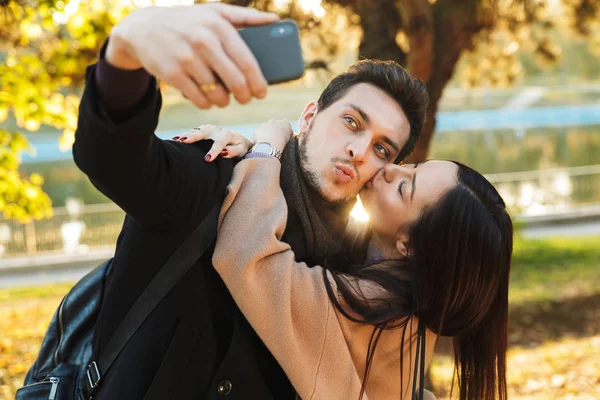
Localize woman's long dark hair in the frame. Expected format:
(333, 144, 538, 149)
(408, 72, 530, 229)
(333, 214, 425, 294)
(324, 162, 513, 400)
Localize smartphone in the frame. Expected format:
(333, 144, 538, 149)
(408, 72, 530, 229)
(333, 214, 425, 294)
(238, 20, 305, 85)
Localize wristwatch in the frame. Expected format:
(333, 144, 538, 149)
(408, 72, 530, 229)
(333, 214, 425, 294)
(249, 142, 283, 160)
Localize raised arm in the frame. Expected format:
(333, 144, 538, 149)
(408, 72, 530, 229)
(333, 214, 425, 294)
(213, 158, 365, 398)
(73, 62, 232, 230)
(73, 4, 278, 229)
(213, 156, 438, 399)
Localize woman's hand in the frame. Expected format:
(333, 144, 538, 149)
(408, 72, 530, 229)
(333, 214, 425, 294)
(253, 119, 294, 152)
(174, 125, 254, 162)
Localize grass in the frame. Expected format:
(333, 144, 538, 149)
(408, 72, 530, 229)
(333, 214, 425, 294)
(0, 282, 75, 304)
(0, 235, 599, 399)
(509, 235, 600, 304)
(431, 335, 600, 399)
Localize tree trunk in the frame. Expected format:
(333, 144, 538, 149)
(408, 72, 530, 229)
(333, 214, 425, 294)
(396, 0, 434, 162)
(350, 0, 407, 65)
(398, 0, 434, 82)
(223, 0, 254, 7)
(405, 0, 482, 163)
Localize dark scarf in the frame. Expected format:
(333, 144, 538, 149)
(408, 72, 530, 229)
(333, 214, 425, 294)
(280, 137, 357, 268)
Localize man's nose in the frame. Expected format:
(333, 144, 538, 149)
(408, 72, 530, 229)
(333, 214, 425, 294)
(346, 136, 371, 163)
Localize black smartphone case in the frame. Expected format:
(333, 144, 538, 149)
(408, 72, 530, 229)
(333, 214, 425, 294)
(238, 20, 305, 85)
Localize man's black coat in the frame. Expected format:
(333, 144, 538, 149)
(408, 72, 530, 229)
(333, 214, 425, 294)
(73, 65, 295, 400)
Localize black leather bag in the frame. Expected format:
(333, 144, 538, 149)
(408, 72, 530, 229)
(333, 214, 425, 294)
(16, 261, 110, 400)
(16, 203, 221, 400)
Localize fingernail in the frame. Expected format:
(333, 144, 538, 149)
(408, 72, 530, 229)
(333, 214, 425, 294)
(205, 154, 212, 162)
(220, 149, 228, 156)
(180, 137, 187, 141)
(172, 136, 180, 140)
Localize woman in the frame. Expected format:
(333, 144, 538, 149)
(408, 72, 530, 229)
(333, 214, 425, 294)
(179, 120, 513, 400)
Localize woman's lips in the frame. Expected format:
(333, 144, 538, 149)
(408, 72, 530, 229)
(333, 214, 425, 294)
(365, 169, 383, 189)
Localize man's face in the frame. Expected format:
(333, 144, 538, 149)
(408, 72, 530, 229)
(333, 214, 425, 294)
(298, 83, 411, 204)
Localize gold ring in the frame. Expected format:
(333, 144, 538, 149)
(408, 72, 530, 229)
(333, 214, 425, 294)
(200, 82, 217, 94)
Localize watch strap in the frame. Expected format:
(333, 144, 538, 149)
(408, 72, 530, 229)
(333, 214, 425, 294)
(250, 142, 283, 160)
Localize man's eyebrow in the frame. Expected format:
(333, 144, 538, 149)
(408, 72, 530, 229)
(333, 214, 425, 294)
(382, 136, 400, 158)
(346, 104, 371, 125)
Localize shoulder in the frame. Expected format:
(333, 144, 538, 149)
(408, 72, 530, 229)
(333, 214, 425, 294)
(165, 139, 234, 184)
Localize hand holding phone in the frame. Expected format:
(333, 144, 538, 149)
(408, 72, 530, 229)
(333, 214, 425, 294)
(106, 3, 282, 109)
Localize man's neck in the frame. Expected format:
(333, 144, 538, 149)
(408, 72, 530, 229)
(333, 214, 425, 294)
(279, 138, 353, 266)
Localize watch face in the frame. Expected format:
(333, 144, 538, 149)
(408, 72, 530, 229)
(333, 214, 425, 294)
(254, 143, 272, 153)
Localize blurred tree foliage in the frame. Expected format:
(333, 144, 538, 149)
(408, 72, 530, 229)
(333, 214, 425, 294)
(225, 0, 600, 161)
(0, 0, 599, 221)
(0, 0, 132, 221)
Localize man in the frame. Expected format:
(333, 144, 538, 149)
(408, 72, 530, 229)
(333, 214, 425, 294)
(73, 3, 428, 399)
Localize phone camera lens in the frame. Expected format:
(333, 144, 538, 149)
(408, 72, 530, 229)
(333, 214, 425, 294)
(271, 24, 292, 38)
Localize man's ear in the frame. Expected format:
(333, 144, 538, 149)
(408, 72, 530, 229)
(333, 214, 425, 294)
(395, 235, 409, 258)
(298, 100, 318, 137)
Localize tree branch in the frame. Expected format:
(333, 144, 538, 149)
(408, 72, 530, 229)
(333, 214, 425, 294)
(406, 0, 483, 162)
(221, 0, 254, 7)
(331, 0, 406, 65)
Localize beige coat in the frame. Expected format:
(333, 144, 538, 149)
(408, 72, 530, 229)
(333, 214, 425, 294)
(213, 159, 437, 400)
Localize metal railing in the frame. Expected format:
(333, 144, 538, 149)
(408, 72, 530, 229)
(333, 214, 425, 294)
(486, 164, 600, 216)
(1, 164, 600, 258)
(0, 203, 124, 258)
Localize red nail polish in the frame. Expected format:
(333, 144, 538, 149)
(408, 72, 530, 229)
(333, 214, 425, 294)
(205, 154, 212, 162)
(220, 149, 228, 156)
(172, 136, 180, 140)
(180, 137, 188, 141)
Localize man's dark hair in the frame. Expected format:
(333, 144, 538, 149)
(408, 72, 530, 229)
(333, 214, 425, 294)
(317, 60, 429, 163)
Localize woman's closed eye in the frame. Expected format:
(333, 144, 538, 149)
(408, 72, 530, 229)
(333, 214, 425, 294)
(398, 181, 405, 196)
